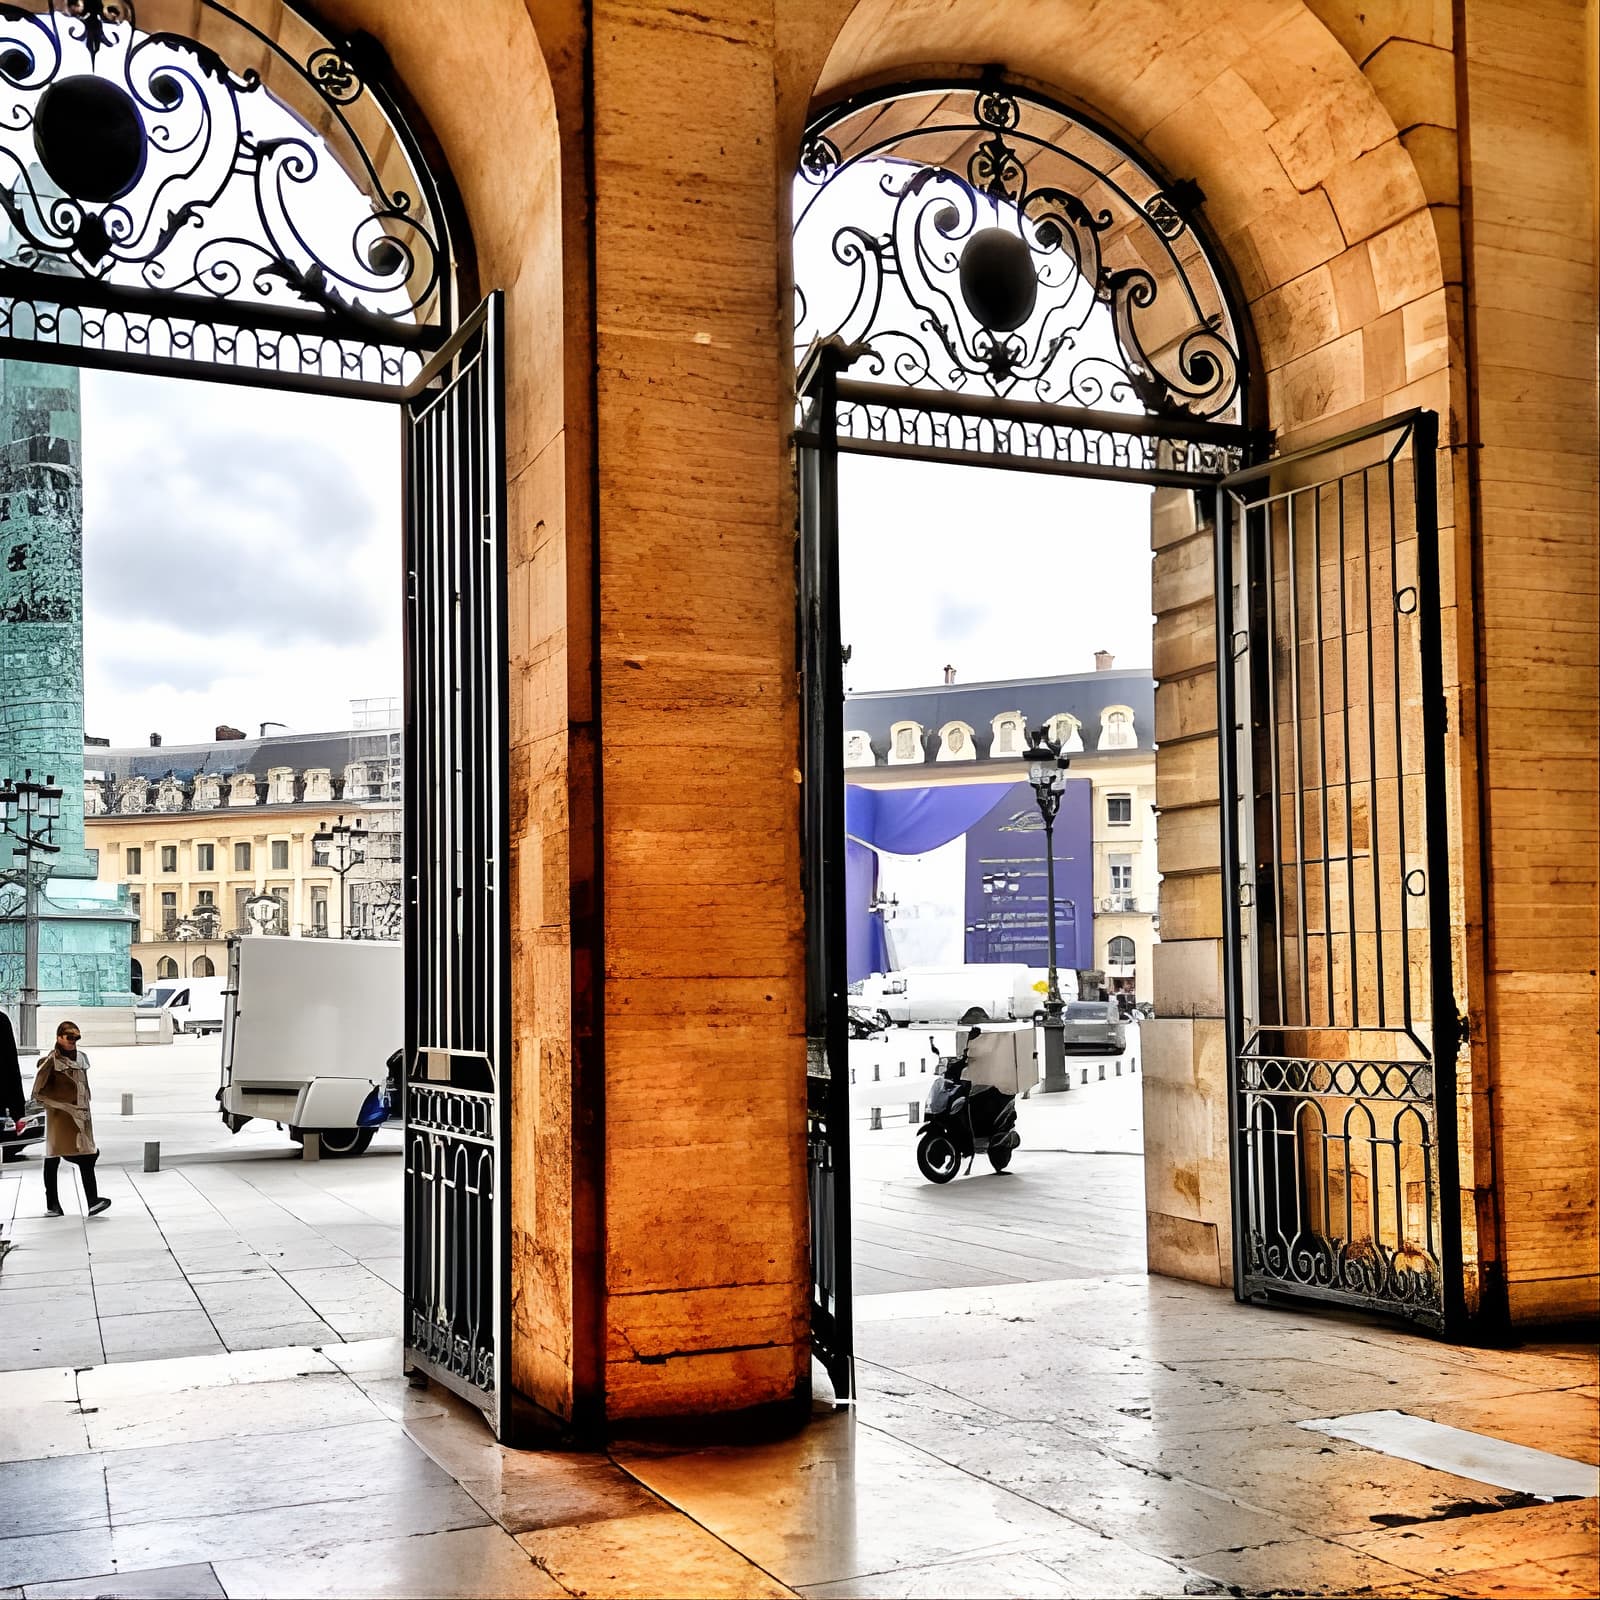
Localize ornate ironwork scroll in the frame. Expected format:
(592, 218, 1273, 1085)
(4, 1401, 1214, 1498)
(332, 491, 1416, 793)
(0, 0, 451, 394)
(796, 81, 1245, 428)
(1218, 412, 1462, 1332)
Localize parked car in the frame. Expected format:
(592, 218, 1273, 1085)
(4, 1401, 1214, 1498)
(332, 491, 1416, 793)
(854, 965, 1076, 1028)
(1, 1098, 44, 1162)
(1059, 999, 1127, 1054)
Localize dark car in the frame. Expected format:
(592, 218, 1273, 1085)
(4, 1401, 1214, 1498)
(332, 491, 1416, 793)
(1, 1098, 44, 1162)
(1059, 1000, 1127, 1055)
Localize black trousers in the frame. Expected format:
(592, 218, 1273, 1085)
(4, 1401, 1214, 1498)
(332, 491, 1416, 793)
(44, 1154, 99, 1208)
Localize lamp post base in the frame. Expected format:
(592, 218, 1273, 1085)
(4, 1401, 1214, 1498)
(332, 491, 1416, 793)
(1039, 1017, 1070, 1093)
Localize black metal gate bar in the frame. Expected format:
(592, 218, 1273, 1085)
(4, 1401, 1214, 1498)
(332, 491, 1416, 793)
(1219, 410, 1462, 1332)
(401, 293, 512, 1434)
(798, 344, 855, 1402)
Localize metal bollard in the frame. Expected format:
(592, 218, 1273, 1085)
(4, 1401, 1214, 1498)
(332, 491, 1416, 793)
(898, 1061, 906, 1077)
(1081, 1067, 1088, 1085)
(120, 1093, 134, 1117)
(302, 1132, 321, 1161)
(873, 1064, 880, 1082)
(909, 1101, 920, 1121)
(1098, 1062, 1106, 1081)
(143, 1141, 160, 1172)
(1116, 1060, 1122, 1075)
(869, 1108, 882, 1131)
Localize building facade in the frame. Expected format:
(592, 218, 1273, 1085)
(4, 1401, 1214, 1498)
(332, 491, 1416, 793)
(84, 727, 402, 989)
(844, 662, 1159, 1001)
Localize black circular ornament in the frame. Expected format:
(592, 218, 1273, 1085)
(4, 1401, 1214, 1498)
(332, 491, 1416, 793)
(33, 76, 148, 204)
(958, 227, 1038, 333)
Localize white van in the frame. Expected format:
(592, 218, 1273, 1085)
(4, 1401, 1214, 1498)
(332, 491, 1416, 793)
(136, 976, 228, 1036)
(218, 936, 402, 1157)
(854, 965, 1077, 1027)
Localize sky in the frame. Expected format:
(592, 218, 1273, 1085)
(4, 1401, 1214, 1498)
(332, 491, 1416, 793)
(80, 371, 400, 747)
(839, 454, 1154, 693)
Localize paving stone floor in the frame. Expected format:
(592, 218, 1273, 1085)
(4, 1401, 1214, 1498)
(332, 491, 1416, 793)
(3, 1045, 1595, 1597)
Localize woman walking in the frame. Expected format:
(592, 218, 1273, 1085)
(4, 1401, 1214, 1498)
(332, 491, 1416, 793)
(32, 1021, 110, 1217)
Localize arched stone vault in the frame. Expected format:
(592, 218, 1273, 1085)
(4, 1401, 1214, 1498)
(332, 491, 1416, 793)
(138, 0, 1586, 1424)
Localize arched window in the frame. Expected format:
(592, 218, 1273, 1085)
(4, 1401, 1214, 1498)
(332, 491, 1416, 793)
(990, 713, 1025, 757)
(887, 721, 924, 765)
(191, 955, 215, 979)
(156, 957, 179, 980)
(1047, 714, 1084, 753)
(1099, 706, 1137, 750)
(936, 721, 976, 761)
(844, 731, 875, 768)
(1107, 936, 1136, 967)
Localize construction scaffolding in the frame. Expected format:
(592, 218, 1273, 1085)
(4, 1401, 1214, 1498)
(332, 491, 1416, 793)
(347, 696, 403, 939)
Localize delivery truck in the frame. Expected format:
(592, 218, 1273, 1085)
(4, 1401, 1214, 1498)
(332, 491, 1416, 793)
(136, 976, 228, 1035)
(217, 935, 403, 1156)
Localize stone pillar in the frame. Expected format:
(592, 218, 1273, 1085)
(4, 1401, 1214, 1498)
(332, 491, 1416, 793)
(1143, 487, 1233, 1285)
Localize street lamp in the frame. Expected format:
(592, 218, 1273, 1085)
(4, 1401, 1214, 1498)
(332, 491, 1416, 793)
(1023, 728, 1072, 1092)
(0, 769, 64, 1053)
(311, 814, 367, 940)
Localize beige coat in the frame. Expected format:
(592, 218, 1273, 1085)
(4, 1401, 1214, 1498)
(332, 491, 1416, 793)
(31, 1047, 96, 1158)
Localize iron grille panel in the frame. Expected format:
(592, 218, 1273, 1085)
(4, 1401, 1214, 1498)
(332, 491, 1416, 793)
(1219, 412, 1461, 1332)
(402, 294, 511, 1434)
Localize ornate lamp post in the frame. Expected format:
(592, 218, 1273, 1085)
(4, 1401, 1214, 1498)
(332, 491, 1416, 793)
(0, 770, 64, 1052)
(1023, 729, 1072, 1092)
(311, 815, 367, 940)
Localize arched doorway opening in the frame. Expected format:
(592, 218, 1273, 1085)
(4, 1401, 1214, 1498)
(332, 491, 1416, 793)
(191, 954, 215, 978)
(0, 0, 514, 1435)
(794, 79, 1461, 1400)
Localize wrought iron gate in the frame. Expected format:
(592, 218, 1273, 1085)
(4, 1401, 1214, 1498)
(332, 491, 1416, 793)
(798, 348, 855, 1403)
(1217, 411, 1464, 1332)
(401, 294, 513, 1433)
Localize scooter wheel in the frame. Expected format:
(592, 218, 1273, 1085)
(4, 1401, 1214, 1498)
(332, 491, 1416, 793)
(987, 1143, 1014, 1172)
(917, 1131, 961, 1184)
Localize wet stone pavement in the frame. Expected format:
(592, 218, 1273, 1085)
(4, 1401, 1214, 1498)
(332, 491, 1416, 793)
(1, 1051, 1596, 1597)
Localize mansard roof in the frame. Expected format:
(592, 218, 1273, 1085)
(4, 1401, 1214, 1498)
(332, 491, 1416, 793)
(844, 667, 1154, 763)
(86, 728, 376, 784)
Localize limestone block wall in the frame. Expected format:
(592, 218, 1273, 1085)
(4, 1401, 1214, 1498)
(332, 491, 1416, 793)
(1456, 0, 1599, 1322)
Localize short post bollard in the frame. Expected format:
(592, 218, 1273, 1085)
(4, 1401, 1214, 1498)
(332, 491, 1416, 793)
(1081, 1066, 1088, 1085)
(1098, 1061, 1106, 1081)
(302, 1132, 321, 1161)
(908, 1101, 920, 1122)
(143, 1141, 160, 1173)
(120, 1093, 134, 1117)
(869, 1108, 882, 1131)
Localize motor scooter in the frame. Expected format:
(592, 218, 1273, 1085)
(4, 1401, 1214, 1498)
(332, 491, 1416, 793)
(915, 1017, 1027, 1184)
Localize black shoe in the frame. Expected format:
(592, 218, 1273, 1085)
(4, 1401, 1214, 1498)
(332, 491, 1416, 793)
(87, 1198, 111, 1216)
(44, 1203, 64, 1217)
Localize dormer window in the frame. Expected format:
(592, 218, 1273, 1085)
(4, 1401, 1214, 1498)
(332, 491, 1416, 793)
(888, 721, 924, 765)
(1099, 706, 1137, 750)
(844, 731, 875, 768)
(1047, 713, 1084, 753)
(936, 721, 976, 761)
(990, 713, 1025, 757)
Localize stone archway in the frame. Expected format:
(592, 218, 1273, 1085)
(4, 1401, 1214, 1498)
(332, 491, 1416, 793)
(788, 0, 1485, 1315)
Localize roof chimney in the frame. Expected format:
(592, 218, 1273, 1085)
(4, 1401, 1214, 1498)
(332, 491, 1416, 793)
(215, 724, 245, 742)
(149, 732, 162, 747)
(943, 664, 957, 685)
(1094, 650, 1115, 672)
